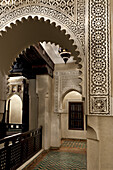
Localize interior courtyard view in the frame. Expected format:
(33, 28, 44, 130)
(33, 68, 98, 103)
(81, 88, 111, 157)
(0, 0, 113, 169)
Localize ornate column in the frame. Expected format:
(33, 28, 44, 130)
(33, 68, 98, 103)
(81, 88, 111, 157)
(87, 1, 112, 169)
(88, 0, 110, 115)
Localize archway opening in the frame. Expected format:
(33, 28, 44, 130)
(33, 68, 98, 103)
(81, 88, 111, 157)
(6, 94, 22, 124)
(5, 94, 23, 135)
(0, 16, 81, 73)
(0, 4, 87, 169)
(0, 17, 85, 151)
(61, 90, 86, 139)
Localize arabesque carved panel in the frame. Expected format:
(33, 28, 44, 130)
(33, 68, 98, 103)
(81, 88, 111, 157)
(0, 0, 75, 20)
(88, 0, 110, 115)
(0, 0, 85, 53)
(54, 70, 81, 112)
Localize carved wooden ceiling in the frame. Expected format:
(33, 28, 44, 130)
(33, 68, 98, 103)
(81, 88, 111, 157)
(9, 43, 54, 79)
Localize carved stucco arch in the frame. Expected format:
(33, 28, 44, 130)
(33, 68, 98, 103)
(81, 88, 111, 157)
(0, 2, 85, 74)
(0, 1, 85, 52)
(62, 89, 82, 102)
(60, 89, 82, 111)
(0, 15, 82, 73)
(54, 70, 82, 112)
(0, 0, 110, 115)
(0, 1, 86, 115)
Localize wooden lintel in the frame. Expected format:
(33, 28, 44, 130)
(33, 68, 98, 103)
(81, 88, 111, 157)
(33, 44, 54, 70)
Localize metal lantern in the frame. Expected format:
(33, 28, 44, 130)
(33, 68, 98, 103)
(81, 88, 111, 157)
(58, 48, 71, 64)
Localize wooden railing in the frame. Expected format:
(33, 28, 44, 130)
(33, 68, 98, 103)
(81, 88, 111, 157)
(0, 126, 42, 170)
(0, 123, 24, 139)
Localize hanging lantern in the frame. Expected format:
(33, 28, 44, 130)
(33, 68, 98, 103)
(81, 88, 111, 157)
(58, 48, 71, 64)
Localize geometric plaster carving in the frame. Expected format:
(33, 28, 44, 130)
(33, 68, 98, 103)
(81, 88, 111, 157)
(0, 17, 80, 73)
(0, 0, 85, 53)
(54, 70, 82, 112)
(0, 0, 76, 20)
(88, 0, 110, 115)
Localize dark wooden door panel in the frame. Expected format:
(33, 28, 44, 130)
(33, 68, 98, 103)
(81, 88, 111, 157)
(69, 102, 84, 130)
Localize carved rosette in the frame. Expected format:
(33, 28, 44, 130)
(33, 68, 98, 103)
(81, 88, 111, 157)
(89, 0, 110, 114)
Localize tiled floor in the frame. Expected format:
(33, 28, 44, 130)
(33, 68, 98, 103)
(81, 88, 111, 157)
(25, 139, 87, 170)
(61, 139, 87, 150)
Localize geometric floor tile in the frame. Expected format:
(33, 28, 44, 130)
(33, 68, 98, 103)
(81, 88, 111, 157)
(24, 139, 87, 170)
(61, 139, 87, 150)
(33, 151, 87, 170)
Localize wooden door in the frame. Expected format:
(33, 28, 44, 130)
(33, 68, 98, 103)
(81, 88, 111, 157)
(69, 102, 84, 130)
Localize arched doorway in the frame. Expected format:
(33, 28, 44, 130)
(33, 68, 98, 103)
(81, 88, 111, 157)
(0, 16, 82, 73)
(5, 94, 23, 135)
(61, 90, 86, 139)
(4, 41, 83, 150)
(6, 94, 22, 124)
(0, 0, 86, 156)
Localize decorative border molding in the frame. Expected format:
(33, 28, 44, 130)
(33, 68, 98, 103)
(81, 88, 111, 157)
(88, 0, 110, 115)
(54, 70, 81, 112)
(0, 0, 76, 20)
(54, 72, 59, 113)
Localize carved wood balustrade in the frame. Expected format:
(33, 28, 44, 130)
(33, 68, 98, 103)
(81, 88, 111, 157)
(0, 126, 42, 169)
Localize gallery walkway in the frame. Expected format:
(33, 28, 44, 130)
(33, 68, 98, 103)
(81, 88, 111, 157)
(23, 139, 87, 170)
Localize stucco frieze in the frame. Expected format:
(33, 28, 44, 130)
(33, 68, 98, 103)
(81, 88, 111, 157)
(54, 70, 81, 112)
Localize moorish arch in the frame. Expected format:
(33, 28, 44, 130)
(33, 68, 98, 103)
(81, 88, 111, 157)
(0, 0, 85, 74)
(0, 0, 111, 116)
(62, 90, 82, 110)
(0, 1, 112, 169)
(0, 0, 87, 120)
(0, 16, 81, 73)
(0, 0, 85, 53)
(54, 69, 82, 112)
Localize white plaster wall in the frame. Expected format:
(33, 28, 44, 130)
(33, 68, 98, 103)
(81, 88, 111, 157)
(61, 91, 87, 139)
(87, 116, 113, 170)
(0, 72, 7, 101)
(0, 72, 7, 121)
(50, 71, 61, 148)
(29, 79, 38, 130)
(36, 75, 52, 150)
(99, 117, 113, 170)
(87, 139, 99, 170)
(61, 114, 86, 139)
(51, 113, 61, 148)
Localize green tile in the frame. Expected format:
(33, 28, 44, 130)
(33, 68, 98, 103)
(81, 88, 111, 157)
(34, 151, 86, 170)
